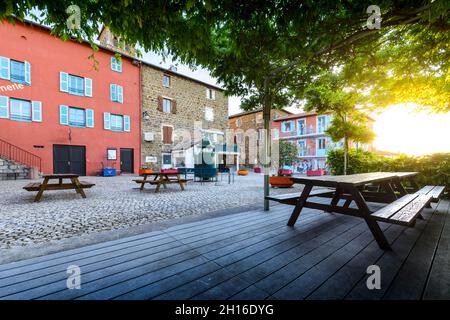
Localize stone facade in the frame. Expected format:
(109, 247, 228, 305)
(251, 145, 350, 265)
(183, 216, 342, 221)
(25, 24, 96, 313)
(228, 109, 292, 167)
(141, 64, 228, 169)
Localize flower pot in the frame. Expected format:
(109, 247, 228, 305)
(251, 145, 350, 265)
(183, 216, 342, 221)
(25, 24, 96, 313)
(269, 176, 294, 188)
(307, 169, 325, 176)
(238, 170, 249, 176)
(139, 169, 153, 175)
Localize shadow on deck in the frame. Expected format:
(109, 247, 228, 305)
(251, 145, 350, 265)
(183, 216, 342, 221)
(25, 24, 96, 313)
(0, 198, 449, 300)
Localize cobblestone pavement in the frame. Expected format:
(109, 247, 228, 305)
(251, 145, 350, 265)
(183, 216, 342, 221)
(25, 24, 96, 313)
(0, 173, 301, 249)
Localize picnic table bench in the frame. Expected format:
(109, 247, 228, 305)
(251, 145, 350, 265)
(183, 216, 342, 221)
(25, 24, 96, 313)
(133, 172, 189, 193)
(266, 172, 445, 250)
(23, 174, 95, 202)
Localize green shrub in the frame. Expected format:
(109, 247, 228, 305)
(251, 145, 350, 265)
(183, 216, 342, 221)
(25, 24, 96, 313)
(326, 149, 450, 197)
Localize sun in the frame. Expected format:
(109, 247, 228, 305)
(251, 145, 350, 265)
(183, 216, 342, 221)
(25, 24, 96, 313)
(372, 104, 450, 156)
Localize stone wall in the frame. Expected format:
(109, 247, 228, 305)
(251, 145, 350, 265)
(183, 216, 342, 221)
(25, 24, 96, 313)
(141, 65, 228, 169)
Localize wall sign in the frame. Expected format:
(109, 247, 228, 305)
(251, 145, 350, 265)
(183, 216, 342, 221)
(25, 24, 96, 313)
(107, 148, 117, 160)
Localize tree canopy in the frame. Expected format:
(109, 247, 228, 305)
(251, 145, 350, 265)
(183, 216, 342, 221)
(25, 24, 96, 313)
(1, 0, 449, 111)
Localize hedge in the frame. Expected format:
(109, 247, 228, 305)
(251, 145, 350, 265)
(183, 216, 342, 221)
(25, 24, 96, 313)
(326, 149, 450, 196)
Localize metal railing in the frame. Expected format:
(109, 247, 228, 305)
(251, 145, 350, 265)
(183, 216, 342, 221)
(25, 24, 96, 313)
(0, 138, 41, 172)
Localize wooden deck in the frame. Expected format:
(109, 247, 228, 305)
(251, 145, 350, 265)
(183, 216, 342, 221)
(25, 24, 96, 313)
(0, 197, 449, 300)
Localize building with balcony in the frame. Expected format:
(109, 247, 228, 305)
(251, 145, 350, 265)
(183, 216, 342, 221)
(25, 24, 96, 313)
(272, 112, 374, 173)
(0, 19, 141, 176)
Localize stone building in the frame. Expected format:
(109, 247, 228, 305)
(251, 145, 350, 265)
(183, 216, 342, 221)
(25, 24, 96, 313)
(140, 64, 230, 170)
(228, 108, 292, 168)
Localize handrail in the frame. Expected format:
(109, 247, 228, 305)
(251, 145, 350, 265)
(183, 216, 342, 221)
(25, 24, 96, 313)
(0, 138, 41, 172)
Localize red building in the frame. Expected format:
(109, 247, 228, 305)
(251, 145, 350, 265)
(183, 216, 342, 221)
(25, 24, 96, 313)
(272, 112, 374, 173)
(0, 20, 141, 176)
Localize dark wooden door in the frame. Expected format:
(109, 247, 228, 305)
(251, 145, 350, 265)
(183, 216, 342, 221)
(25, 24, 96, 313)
(120, 148, 134, 173)
(53, 145, 86, 176)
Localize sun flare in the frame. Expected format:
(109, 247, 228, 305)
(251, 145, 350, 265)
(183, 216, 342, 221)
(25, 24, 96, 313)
(373, 104, 450, 156)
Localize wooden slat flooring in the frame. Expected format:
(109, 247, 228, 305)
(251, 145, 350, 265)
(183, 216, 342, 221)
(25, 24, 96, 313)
(0, 198, 449, 300)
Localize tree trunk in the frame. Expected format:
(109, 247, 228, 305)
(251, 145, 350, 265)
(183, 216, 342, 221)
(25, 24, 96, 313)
(343, 135, 349, 175)
(263, 77, 272, 211)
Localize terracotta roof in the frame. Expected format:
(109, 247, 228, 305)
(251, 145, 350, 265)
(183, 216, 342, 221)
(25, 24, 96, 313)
(228, 108, 293, 119)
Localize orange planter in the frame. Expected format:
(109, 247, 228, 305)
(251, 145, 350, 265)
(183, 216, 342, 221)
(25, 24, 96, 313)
(269, 176, 294, 188)
(139, 169, 153, 175)
(238, 170, 249, 176)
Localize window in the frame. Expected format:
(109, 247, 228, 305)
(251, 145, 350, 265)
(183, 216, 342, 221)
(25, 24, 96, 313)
(110, 84, 124, 103)
(162, 125, 173, 144)
(68, 75, 85, 96)
(10, 60, 25, 83)
(205, 107, 214, 121)
(281, 121, 294, 132)
(206, 88, 215, 100)
(59, 105, 94, 128)
(298, 140, 307, 156)
(111, 57, 122, 72)
(0, 57, 31, 85)
(10, 98, 31, 122)
(317, 138, 327, 149)
(163, 98, 171, 113)
(163, 75, 171, 87)
(110, 114, 124, 131)
(59, 72, 92, 97)
(103, 112, 130, 132)
(317, 115, 328, 133)
(297, 119, 306, 135)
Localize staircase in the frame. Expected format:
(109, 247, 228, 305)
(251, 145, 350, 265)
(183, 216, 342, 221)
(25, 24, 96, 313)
(0, 157, 30, 180)
(0, 138, 41, 181)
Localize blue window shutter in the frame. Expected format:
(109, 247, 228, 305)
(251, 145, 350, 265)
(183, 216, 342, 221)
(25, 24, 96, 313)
(104, 112, 111, 130)
(0, 57, 10, 80)
(110, 84, 117, 101)
(124, 115, 130, 132)
(31, 101, 42, 122)
(118, 85, 123, 103)
(59, 105, 69, 125)
(86, 109, 94, 128)
(24, 61, 31, 85)
(85, 78, 92, 97)
(0, 96, 9, 119)
(60, 72, 68, 92)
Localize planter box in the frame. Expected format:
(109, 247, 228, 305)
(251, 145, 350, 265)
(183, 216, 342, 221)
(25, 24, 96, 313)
(278, 169, 293, 176)
(269, 176, 294, 188)
(307, 169, 325, 176)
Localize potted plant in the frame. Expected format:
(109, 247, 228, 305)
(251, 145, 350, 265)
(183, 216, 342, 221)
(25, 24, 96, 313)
(139, 165, 154, 175)
(270, 141, 298, 188)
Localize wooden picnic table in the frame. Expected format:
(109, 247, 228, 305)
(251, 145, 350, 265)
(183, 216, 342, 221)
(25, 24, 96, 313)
(133, 172, 188, 193)
(23, 174, 95, 202)
(277, 172, 424, 250)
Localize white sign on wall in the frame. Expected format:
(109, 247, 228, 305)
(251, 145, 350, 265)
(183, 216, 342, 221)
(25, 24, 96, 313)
(145, 156, 158, 163)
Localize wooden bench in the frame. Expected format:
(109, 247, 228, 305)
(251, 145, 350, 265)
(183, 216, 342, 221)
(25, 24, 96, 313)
(24, 181, 95, 191)
(371, 193, 432, 227)
(416, 185, 445, 202)
(265, 188, 335, 205)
